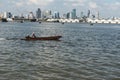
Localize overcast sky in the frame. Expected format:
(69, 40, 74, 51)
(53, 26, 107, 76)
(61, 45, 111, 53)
(0, 0, 120, 18)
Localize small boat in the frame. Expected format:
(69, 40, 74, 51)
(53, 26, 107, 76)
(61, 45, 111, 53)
(21, 35, 62, 41)
(62, 22, 64, 24)
(90, 23, 93, 25)
(39, 21, 41, 24)
(20, 20, 24, 23)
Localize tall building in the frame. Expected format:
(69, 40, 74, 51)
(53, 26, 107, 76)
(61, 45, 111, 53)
(87, 10, 90, 18)
(62, 14, 67, 19)
(97, 11, 99, 19)
(28, 12, 35, 19)
(0, 13, 3, 18)
(20, 13, 24, 18)
(80, 12, 84, 18)
(72, 9, 76, 19)
(54, 11, 60, 19)
(36, 8, 41, 19)
(66, 12, 73, 19)
(3, 12, 12, 18)
(42, 10, 52, 18)
(66, 12, 70, 19)
(70, 12, 73, 19)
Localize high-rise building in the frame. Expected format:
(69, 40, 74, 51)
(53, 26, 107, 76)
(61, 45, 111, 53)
(42, 10, 52, 18)
(66, 12, 73, 19)
(62, 14, 67, 19)
(36, 8, 41, 19)
(54, 11, 60, 19)
(3, 12, 12, 18)
(66, 12, 70, 19)
(87, 10, 90, 18)
(97, 11, 99, 19)
(0, 13, 3, 18)
(80, 12, 84, 18)
(20, 13, 24, 18)
(28, 12, 35, 19)
(72, 9, 76, 19)
(70, 12, 73, 19)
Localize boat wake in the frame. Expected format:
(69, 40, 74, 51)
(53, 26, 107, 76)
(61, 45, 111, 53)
(0, 36, 62, 41)
(0, 38, 6, 40)
(6, 38, 20, 40)
(0, 37, 20, 41)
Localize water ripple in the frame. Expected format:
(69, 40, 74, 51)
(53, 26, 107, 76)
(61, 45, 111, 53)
(0, 23, 120, 80)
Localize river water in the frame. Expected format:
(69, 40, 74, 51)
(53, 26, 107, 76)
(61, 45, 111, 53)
(0, 22, 120, 80)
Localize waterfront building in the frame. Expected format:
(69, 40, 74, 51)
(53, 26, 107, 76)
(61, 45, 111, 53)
(47, 18, 79, 23)
(62, 14, 67, 19)
(42, 10, 52, 18)
(0, 13, 3, 18)
(97, 11, 100, 19)
(80, 12, 84, 18)
(65, 12, 73, 19)
(59, 19, 79, 23)
(28, 12, 35, 19)
(87, 10, 90, 18)
(3, 12, 12, 18)
(20, 13, 24, 18)
(36, 8, 41, 19)
(54, 11, 60, 19)
(87, 18, 120, 24)
(66, 12, 70, 19)
(70, 12, 73, 19)
(12, 15, 19, 19)
(72, 9, 76, 19)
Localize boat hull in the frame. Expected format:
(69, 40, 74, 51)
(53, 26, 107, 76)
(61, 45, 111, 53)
(21, 36, 62, 41)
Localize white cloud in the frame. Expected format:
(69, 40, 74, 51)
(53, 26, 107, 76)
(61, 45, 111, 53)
(16, 2, 24, 7)
(29, 0, 38, 4)
(89, 2, 98, 9)
(28, 0, 54, 6)
(105, 2, 120, 10)
(64, 0, 86, 6)
(14, 0, 54, 7)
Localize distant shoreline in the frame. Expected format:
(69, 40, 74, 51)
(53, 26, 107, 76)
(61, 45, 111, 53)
(1, 18, 120, 24)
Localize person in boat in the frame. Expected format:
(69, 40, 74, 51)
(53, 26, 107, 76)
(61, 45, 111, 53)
(25, 34, 30, 38)
(25, 34, 30, 39)
(31, 32, 36, 38)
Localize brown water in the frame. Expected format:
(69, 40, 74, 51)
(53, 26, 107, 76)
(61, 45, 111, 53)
(0, 22, 120, 80)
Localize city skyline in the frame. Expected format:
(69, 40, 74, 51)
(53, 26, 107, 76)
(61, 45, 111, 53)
(0, 0, 120, 18)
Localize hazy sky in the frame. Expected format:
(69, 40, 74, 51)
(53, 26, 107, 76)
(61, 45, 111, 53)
(0, 0, 120, 18)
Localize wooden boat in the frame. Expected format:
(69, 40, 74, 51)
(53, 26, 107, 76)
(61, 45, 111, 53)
(21, 35, 62, 41)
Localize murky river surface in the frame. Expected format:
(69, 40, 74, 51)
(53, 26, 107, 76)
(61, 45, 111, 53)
(0, 22, 120, 80)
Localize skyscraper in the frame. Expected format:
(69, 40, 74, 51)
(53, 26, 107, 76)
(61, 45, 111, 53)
(72, 9, 76, 19)
(36, 8, 41, 19)
(87, 10, 90, 18)
(97, 11, 99, 19)
(28, 12, 35, 19)
(3, 12, 12, 18)
(54, 11, 60, 19)
(66, 12, 70, 19)
(80, 12, 84, 18)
